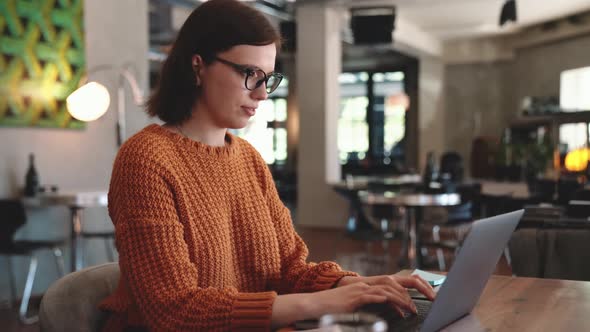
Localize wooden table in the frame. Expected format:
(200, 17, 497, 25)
(460, 274, 590, 331)
(23, 191, 108, 272)
(393, 270, 590, 331)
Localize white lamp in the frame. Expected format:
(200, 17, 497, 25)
(66, 65, 144, 146)
(66, 82, 111, 121)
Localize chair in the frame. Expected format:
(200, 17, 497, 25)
(80, 229, 117, 266)
(39, 262, 119, 332)
(77, 208, 117, 267)
(351, 181, 411, 273)
(0, 199, 66, 324)
(419, 183, 482, 270)
(439, 151, 464, 182)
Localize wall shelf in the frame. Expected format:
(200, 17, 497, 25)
(510, 111, 590, 129)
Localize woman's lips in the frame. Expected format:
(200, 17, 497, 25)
(242, 106, 256, 116)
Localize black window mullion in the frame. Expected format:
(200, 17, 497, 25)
(366, 73, 375, 165)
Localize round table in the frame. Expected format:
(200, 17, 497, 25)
(358, 191, 461, 269)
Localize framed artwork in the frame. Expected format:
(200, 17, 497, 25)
(0, 0, 85, 128)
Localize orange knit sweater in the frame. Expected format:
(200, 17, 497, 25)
(99, 124, 356, 331)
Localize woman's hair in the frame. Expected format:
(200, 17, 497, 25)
(147, 0, 282, 124)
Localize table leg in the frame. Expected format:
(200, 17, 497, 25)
(70, 207, 83, 271)
(407, 207, 419, 269)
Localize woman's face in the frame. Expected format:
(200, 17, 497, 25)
(195, 44, 277, 130)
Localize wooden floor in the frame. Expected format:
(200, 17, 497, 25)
(1, 226, 511, 331)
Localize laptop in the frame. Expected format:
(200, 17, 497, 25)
(369, 209, 524, 332)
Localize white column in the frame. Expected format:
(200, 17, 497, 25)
(296, 2, 348, 228)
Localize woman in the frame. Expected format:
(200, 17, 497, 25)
(100, 0, 435, 330)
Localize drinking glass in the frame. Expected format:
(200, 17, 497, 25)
(319, 312, 387, 332)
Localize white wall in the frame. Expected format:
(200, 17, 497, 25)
(296, 3, 350, 228)
(0, 0, 150, 302)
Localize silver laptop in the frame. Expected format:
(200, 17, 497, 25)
(385, 209, 524, 332)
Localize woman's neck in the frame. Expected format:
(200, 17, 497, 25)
(171, 104, 226, 146)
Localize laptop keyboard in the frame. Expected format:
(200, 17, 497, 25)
(415, 300, 432, 317)
(359, 299, 432, 331)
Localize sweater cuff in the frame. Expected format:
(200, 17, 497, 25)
(231, 291, 277, 331)
(312, 270, 359, 292)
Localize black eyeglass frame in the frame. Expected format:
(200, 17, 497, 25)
(213, 56, 284, 94)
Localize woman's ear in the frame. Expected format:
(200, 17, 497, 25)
(191, 54, 204, 86)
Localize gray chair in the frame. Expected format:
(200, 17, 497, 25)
(39, 262, 119, 332)
(0, 199, 66, 324)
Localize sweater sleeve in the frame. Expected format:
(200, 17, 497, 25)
(258, 162, 358, 294)
(108, 146, 276, 331)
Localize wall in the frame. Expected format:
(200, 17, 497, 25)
(444, 61, 511, 162)
(0, 0, 150, 302)
(418, 56, 447, 170)
(444, 33, 590, 173)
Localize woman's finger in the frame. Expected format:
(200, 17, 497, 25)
(356, 294, 388, 309)
(370, 285, 416, 314)
(411, 275, 436, 300)
(394, 276, 436, 300)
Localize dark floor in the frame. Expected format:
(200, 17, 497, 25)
(1, 226, 511, 331)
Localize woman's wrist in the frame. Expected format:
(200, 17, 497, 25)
(271, 293, 318, 328)
(335, 276, 360, 288)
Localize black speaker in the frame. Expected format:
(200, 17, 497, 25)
(280, 21, 296, 53)
(499, 0, 517, 26)
(350, 7, 396, 45)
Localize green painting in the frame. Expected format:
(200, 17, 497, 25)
(0, 0, 85, 128)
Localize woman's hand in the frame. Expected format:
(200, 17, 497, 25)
(272, 281, 416, 327)
(337, 274, 436, 301)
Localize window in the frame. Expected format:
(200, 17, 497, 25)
(558, 67, 590, 153)
(559, 123, 587, 152)
(372, 71, 407, 164)
(561, 66, 590, 111)
(338, 70, 409, 174)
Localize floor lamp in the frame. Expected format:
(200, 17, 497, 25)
(66, 64, 144, 146)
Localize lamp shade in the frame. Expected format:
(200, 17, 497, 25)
(66, 82, 111, 121)
(565, 148, 590, 172)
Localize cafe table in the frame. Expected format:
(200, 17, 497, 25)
(22, 191, 108, 272)
(358, 191, 461, 269)
(331, 174, 422, 232)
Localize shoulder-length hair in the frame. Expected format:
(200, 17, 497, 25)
(146, 0, 282, 124)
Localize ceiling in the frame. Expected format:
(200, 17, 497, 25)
(390, 0, 590, 40)
(294, 0, 590, 41)
(150, 0, 590, 56)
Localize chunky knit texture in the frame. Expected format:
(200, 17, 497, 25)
(99, 124, 357, 331)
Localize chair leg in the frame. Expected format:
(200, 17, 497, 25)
(6, 256, 17, 308)
(431, 225, 446, 270)
(436, 249, 446, 271)
(19, 255, 38, 325)
(503, 247, 514, 276)
(53, 247, 66, 277)
(105, 238, 116, 262)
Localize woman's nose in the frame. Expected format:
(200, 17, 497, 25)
(251, 84, 269, 100)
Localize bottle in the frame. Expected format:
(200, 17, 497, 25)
(24, 153, 39, 197)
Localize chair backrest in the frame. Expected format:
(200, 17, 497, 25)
(447, 183, 483, 222)
(0, 199, 27, 245)
(440, 151, 464, 182)
(39, 262, 120, 332)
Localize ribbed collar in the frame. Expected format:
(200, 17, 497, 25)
(146, 124, 238, 158)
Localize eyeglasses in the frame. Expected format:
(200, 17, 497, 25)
(213, 56, 283, 94)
